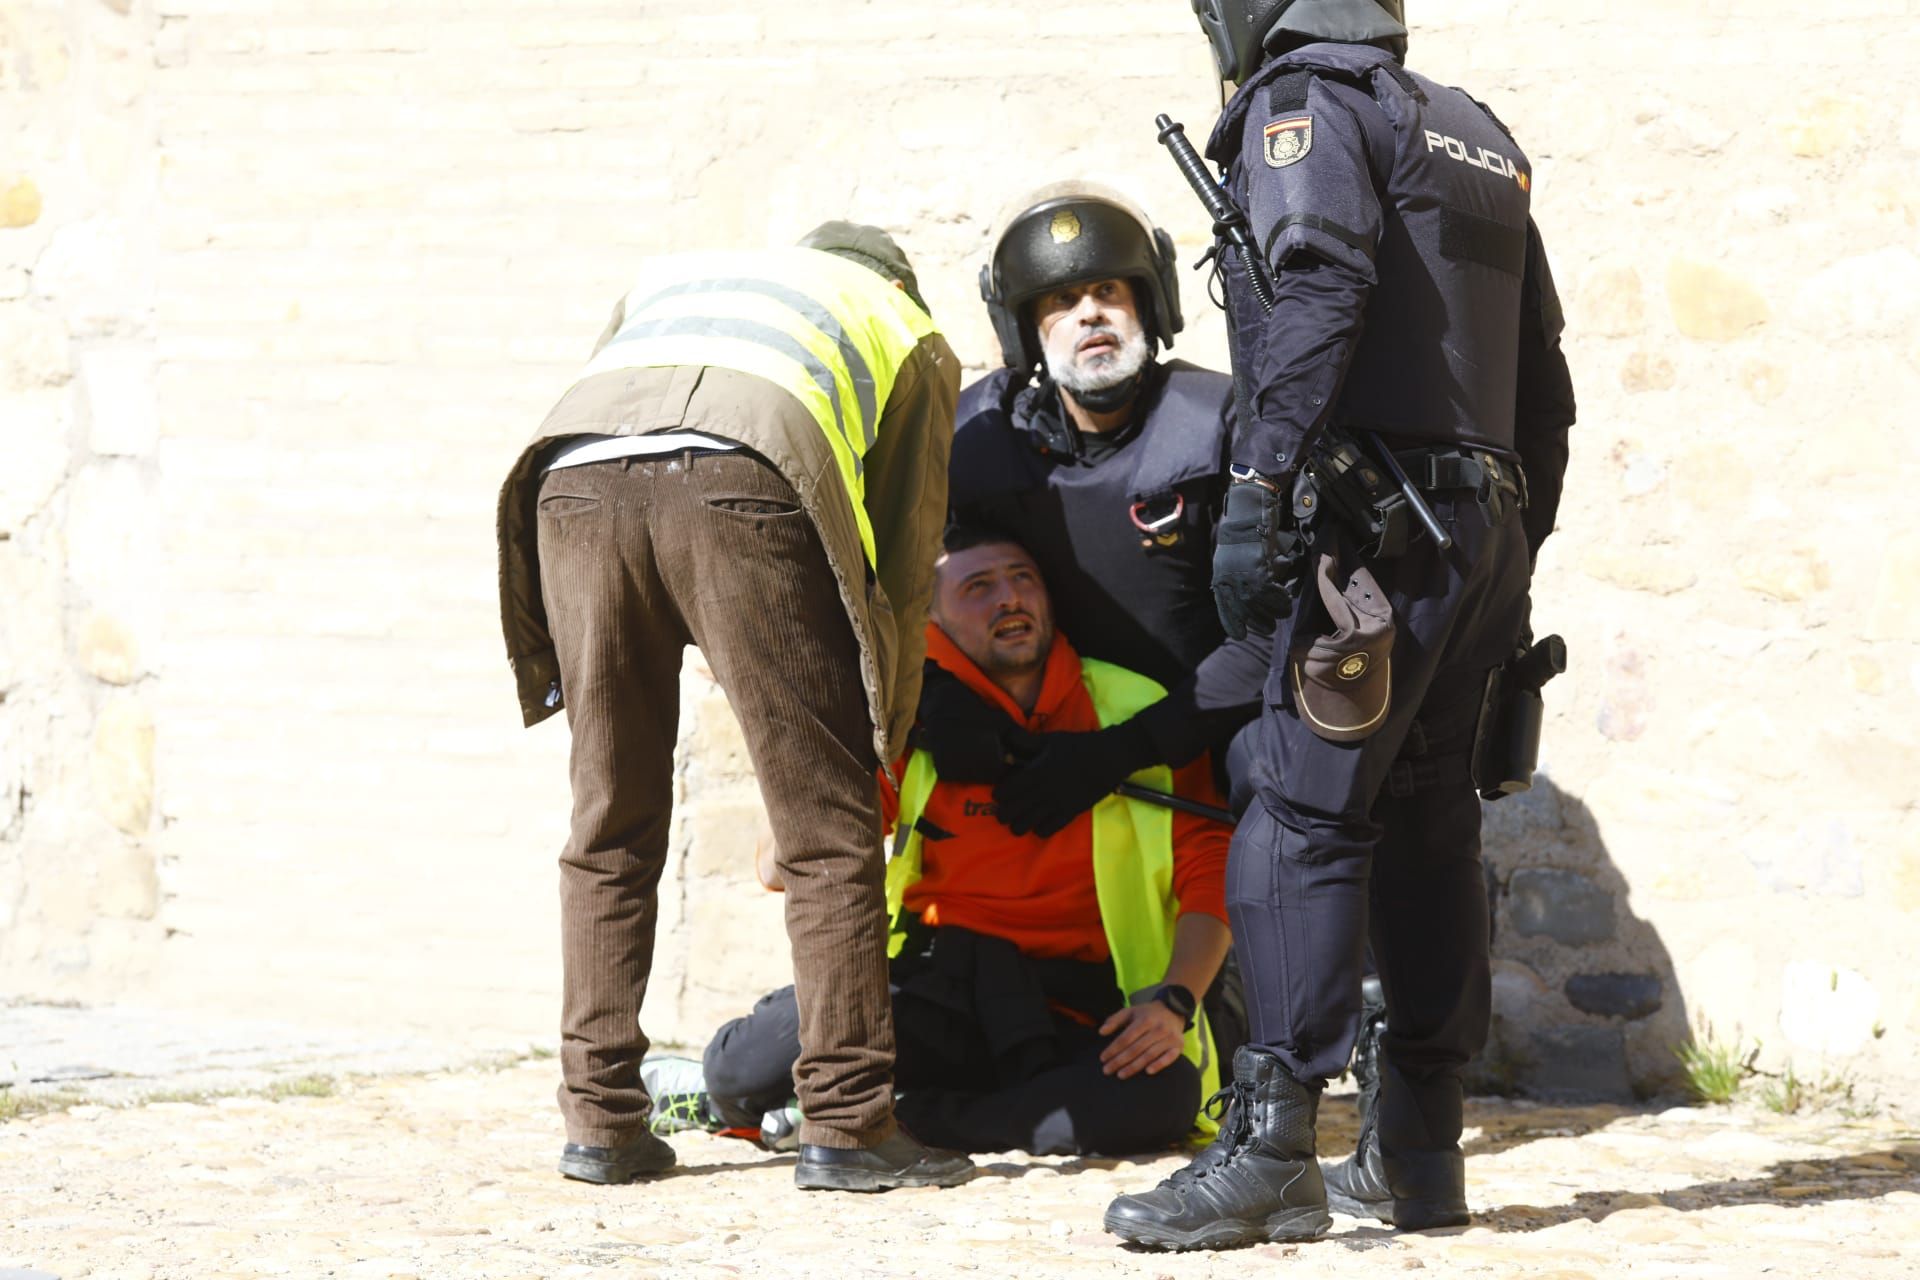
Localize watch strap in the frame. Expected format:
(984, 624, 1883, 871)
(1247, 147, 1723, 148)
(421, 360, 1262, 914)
(1152, 982, 1198, 1030)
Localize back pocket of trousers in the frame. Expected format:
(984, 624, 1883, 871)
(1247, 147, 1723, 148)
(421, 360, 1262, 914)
(538, 494, 601, 517)
(705, 496, 801, 517)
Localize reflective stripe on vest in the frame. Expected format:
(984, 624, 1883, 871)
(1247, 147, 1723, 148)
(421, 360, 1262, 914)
(577, 248, 936, 566)
(884, 657, 1221, 1135)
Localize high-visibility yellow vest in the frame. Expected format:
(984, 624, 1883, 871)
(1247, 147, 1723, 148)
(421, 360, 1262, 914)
(884, 657, 1221, 1136)
(579, 247, 937, 566)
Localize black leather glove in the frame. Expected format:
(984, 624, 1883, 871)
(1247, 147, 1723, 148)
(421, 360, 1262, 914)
(990, 717, 1157, 838)
(913, 663, 1036, 784)
(1212, 477, 1304, 641)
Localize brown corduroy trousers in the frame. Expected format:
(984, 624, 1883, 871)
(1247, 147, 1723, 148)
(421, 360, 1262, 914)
(535, 450, 897, 1150)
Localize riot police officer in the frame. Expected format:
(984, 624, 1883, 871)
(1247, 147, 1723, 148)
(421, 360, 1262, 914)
(936, 184, 1270, 819)
(930, 184, 1269, 1070)
(1103, 0, 1575, 1249)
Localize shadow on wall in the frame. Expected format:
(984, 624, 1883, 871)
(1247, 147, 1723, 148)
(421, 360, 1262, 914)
(1473, 774, 1690, 1102)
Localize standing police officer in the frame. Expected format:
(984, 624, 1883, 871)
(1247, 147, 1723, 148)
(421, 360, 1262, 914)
(938, 184, 1269, 824)
(1104, 0, 1574, 1249)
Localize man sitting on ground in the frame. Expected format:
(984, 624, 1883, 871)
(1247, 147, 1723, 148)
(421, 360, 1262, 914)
(649, 528, 1235, 1157)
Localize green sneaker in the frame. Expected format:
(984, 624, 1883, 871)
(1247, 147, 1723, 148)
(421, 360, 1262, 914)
(641, 1055, 719, 1136)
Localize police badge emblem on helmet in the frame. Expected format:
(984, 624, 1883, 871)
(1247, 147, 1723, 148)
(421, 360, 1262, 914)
(1264, 116, 1312, 168)
(1049, 209, 1082, 243)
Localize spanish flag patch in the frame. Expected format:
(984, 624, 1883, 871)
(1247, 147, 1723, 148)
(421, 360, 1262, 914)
(1264, 116, 1313, 168)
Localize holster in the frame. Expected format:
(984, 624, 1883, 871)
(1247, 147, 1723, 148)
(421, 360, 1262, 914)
(1470, 634, 1567, 800)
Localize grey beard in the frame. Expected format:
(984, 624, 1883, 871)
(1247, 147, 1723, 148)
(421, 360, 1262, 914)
(1045, 329, 1152, 399)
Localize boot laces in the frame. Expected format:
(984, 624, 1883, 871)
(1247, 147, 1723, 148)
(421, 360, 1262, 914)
(1202, 1080, 1247, 1132)
(1167, 1077, 1254, 1188)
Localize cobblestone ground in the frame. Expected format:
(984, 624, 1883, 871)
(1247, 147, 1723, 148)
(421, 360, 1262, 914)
(2, 1055, 1916, 1280)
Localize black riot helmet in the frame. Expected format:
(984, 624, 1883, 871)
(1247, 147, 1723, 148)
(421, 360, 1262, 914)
(979, 183, 1183, 372)
(1192, 0, 1408, 85)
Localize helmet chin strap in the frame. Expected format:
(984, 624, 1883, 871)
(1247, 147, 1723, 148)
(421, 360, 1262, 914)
(1065, 371, 1143, 415)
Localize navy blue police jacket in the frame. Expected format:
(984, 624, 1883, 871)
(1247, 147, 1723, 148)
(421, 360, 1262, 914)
(1205, 41, 1575, 557)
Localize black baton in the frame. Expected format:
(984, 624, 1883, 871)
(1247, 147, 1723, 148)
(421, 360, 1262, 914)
(1365, 431, 1452, 551)
(1156, 113, 1275, 313)
(1115, 781, 1237, 827)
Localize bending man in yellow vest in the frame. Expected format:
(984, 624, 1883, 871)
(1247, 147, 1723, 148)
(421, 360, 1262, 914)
(495, 223, 971, 1191)
(662, 528, 1234, 1157)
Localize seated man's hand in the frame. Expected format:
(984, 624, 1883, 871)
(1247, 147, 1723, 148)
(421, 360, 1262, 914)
(989, 718, 1155, 838)
(1097, 1002, 1187, 1079)
(914, 662, 1035, 784)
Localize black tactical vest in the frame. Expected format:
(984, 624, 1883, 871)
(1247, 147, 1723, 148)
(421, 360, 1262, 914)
(1216, 43, 1533, 451)
(949, 360, 1233, 690)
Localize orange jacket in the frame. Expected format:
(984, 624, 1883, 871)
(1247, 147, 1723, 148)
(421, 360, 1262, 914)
(885, 624, 1230, 963)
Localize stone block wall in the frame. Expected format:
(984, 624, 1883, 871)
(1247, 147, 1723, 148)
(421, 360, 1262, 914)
(1, 0, 167, 996)
(1462, 0, 1920, 1099)
(2, 0, 1917, 1102)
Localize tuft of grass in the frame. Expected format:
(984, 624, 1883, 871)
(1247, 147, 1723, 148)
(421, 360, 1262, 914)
(527, 1044, 557, 1060)
(1675, 1022, 1758, 1104)
(1758, 1064, 1875, 1118)
(265, 1074, 337, 1101)
(141, 1087, 223, 1107)
(1760, 1063, 1806, 1114)
(0, 1087, 90, 1123)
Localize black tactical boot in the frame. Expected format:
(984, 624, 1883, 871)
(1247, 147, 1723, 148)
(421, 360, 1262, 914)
(1325, 975, 1390, 1220)
(1384, 1147, 1469, 1229)
(1353, 975, 1387, 1117)
(1324, 1124, 1393, 1221)
(1325, 1126, 1468, 1229)
(1324, 992, 1470, 1232)
(1103, 1046, 1331, 1251)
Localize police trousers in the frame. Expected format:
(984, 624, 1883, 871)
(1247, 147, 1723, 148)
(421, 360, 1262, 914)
(1231, 485, 1530, 1158)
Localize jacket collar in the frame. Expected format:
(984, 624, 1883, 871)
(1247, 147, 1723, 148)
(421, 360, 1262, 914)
(1206, 41, 1396, 162)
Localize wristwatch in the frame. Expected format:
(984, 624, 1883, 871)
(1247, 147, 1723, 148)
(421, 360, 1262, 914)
(1151, 983, 1198, 1030)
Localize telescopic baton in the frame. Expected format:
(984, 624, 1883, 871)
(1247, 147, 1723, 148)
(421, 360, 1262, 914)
(1114, 781, 1237, 827)
(1154, 113, 1451, 551)
(1155, 114, 1275, 313)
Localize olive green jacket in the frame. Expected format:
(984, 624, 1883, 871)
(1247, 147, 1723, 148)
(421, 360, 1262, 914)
(496, 334, 957, 765)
